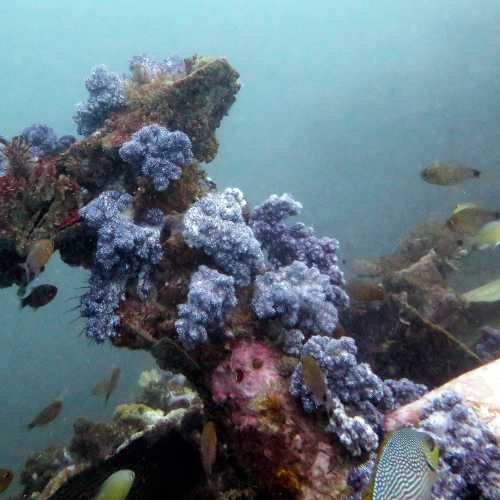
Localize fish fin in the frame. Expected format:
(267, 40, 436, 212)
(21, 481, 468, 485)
(19, 262, 30, 286)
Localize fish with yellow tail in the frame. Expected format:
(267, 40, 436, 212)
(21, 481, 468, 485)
(0, 469, 13, 494)
(93, 470, 135, 500)
(362, 427, 439, 500)
(420, 163, 481, 186)
(470, 220, 500, 250)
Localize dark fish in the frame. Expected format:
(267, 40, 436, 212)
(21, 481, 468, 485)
(200, 421, 217, 478)
(92, 367, 121, 405)
(302, 355, 327, 406)
(346, 281, 385, 302)
(0, 468, 13, 494)
(27, 399, 63, 429)
(363, 428, 439, 500)
(420, 163, 481, 186)
(20, 284, 58, 309)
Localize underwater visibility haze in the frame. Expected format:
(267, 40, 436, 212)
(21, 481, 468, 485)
(1, 1, 500, 498)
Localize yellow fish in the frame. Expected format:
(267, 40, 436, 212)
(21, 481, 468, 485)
(21, 239, 54, 283)
(363, 428, 439, 500)
(93, 470, 135, 500)
(0, 469, 13, 494)
(302, 355, 327, 406)
(421, 163, 481, 186)
(470, 220, 500, 249)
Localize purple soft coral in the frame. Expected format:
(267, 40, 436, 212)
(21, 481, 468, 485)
(290, 335, 427, 456)
(74, 65, 125, 136)
(419, 390, 500, 499)
(119, 124, 193, 191)
(129, 54, 185, 81)
(183, 188, 264, 286)
(252, 261, 341, 337)
(22, 124, 58, 158)
(175, 265, 237, 350)
(250, 193, 347, 293)
(79, 191, 164, 342)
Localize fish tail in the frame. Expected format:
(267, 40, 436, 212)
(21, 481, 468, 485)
(472, 169, 481, 177)
(19, 297, 26, 309)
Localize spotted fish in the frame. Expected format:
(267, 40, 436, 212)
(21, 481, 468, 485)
(362, 427, 439, 500)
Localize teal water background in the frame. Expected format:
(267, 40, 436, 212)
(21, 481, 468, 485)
(2, 0, 500, 492)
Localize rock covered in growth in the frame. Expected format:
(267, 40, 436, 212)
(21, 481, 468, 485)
(74, 65, 126, 136)
(129, 54, 185, 82)
(176, 265, 237, 350)
(252, 261, 342, 337)
(183, 188, 264, 286)
(250, 193, 347, 291)
(119, 124, 193, 191)
(22, 124, 76, 157)
(79, 191, 164, 342)
(419, 390, 500, 499)
(290, 335, 427, 455)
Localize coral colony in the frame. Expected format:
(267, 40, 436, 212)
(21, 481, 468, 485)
(129, 54, 186, 81)
(73, 65, 126, 136)
(119, 124, 193, 191)
(175, 265, 237, 350)
(1, 53, 499, 498)
(22, 123, 75, 157)
(290, 335, 427, 455)
(183, 187, 265, 286)
(79, 191, 164, 342)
